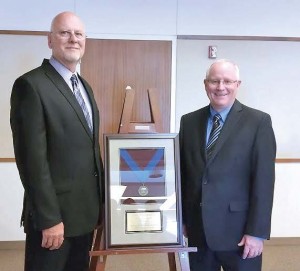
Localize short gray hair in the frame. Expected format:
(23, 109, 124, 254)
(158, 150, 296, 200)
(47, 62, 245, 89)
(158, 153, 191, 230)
(205, 59, 240, 80)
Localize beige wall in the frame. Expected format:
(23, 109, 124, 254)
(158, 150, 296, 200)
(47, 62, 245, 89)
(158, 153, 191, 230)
(175, 39, 300, 158)
(1, 1, 300, 242)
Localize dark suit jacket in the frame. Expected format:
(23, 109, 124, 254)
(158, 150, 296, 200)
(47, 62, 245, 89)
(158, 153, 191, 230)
(10, 59, 104, 237)
(179, 100, 276, 251)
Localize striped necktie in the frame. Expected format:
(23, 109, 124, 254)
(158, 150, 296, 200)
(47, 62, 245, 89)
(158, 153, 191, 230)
(206, 113, 222, 156)
(70, 74, 93, 132)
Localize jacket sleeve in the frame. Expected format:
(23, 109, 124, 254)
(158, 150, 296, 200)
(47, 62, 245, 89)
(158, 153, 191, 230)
(246, 113, 276, 239)
(10, 77, 62, 230)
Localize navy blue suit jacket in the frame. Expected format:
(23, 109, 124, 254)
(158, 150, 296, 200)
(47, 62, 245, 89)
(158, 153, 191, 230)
(179, 100, 276, 250)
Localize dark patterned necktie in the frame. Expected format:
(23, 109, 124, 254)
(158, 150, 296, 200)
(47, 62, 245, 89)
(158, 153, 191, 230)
(206, 113, 222, 156)
(70, 74, 93, 132)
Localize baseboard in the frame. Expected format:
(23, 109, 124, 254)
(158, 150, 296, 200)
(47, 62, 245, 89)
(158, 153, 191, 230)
(266, 237, 300, 246)
(0, 241, 25, 250)
(0, 237, 300, 250)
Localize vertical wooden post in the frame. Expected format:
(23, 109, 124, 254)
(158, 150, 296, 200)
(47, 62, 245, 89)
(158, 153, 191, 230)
(118, 88, 162, 134)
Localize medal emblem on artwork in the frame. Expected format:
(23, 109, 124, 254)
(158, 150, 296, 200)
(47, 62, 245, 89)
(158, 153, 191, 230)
(119, 148, 166, 199)
(138, 184, 149, 196)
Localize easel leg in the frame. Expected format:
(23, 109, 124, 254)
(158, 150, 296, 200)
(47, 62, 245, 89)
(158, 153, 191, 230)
(94, 255, 107, 271)
(168, 252, 177, 271)
(178, 252, 191, 271)
(89, 226, 105, 271)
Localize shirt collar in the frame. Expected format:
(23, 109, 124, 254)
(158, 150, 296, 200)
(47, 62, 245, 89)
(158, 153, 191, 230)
(209, 105, 232, 122)
(49, 56, 76, 83)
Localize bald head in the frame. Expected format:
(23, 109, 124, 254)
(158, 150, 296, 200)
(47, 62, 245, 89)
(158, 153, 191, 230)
(50, 12, 85, 32)
(48, 11, 86, 72)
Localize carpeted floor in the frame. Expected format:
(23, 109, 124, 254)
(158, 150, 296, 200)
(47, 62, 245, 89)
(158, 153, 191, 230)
(1, 238, 299, 271)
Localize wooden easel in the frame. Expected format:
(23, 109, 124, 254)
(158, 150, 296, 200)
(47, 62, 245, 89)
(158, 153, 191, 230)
(89, 88, 197, 271)
(89, 225, 196, 271)
(118, 88, 163, 133)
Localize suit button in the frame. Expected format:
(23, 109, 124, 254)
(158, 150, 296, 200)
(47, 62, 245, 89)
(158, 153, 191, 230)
(203, 179, 207, 185)
(199, 202, 203, 207)
(94, 172, 98, 177)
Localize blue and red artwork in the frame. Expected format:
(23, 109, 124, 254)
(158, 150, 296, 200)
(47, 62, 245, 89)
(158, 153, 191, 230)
(119, 148, 166, 198)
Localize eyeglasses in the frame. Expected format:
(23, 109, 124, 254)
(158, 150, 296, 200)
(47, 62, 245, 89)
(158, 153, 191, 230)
(53, 30, 86, 40)
(206, 79, 238, 86)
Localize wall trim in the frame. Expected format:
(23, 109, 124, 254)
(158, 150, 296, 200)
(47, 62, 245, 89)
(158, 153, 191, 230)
(177, 35, 300, 42)
(0, 158, 15, 162)
(276, 159, 300, 163)
(0, 30, 47, 36)
(3, 31, 300, 42)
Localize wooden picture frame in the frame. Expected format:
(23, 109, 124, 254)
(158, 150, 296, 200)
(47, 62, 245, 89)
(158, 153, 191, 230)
(104, 133, 183, 249)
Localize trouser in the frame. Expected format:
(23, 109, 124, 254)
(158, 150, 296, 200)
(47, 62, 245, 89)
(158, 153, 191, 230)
(189, 245, 262, 271)
(24, 223, 93, 271)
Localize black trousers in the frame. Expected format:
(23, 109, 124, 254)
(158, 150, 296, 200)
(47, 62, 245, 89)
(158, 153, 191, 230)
(189, 245, 262, 271)
(24, 224, 94, 271)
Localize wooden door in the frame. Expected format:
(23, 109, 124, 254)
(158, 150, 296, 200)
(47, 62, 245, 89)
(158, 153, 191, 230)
(81, 39, 172, 149)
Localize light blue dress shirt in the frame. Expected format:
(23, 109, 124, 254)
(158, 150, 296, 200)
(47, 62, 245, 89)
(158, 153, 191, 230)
(49, 57, 93, 118)
(206, 105, 232, 145)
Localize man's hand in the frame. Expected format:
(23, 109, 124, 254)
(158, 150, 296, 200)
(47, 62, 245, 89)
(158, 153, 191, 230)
(238, 234, 264, 259)
(41, 222, 64, 250)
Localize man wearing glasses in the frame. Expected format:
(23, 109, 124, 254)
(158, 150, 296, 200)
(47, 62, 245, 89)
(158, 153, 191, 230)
(10, 12, 104, 271)
(179, 59, 276, 271)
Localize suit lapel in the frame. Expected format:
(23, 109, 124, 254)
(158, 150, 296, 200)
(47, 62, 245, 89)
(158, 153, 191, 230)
(200, 108, 210, 161)
(42, 60, 93, 141)
(192, 107, 210, 162)
(206, 100, 243, 163)
(79, 75, 100, 141)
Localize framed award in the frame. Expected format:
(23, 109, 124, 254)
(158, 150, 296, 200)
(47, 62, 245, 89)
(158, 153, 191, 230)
(104, 133, 183, 249)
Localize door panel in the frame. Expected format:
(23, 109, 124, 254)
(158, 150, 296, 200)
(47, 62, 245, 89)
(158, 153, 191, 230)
(81, 39, 172, 148)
